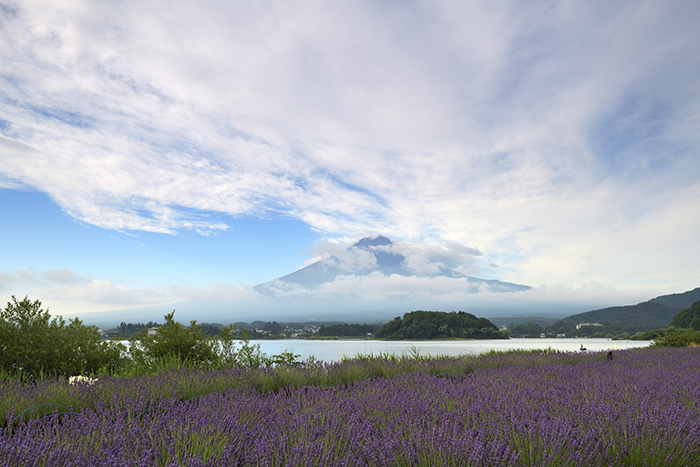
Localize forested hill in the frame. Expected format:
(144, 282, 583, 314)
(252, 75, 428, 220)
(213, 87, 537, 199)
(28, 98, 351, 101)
(650, 287, 700, 310)
(374, 310, 504, 340)
(670, 300, 700, 328)
(555, 287, 700, 327)
(558, 301, 677, 327)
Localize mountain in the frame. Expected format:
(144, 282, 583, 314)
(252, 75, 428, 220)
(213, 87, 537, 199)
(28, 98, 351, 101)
(650, 287, 700, 310)
(670, 300, 700, 328)
(555, 287, 700, 327)
(253, 235, 531, 296)
(558, 301, 678, 327)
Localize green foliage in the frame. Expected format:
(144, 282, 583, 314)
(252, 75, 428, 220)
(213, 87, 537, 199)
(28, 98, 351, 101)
(557, 301, 679, 327)
(317, 323, 380, 337)
(2, 346, 642, 430)
(1, 298, 303, 384)
(127, 315, 300, 372)
(374, 310, 503, 340)
(628, 326, 677, 341)
(691, 317, 700, 331)
(508, 322, 545, 338)
(261, 321, 286, 336)
(651, 329, 700, 347)
(627, 301, 700, 343)
(0, 296, 125, 380)
(549, 321, 663, 338)
(104, 321, 160, 339)
(650, 286, 700, 310)
(129, 311, 217, 365)
(669, 300, 700, 329)
(198, 322, 224, 337)
(224, 328, 267, 368)
(540, 290, 700, 339)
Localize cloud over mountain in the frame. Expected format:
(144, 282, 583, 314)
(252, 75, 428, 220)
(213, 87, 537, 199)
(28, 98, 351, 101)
(254, 235, 530, 298)
(1, 1, 698, 324)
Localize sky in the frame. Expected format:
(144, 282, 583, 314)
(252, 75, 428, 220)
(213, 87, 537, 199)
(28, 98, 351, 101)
(1, 0, 699, 326)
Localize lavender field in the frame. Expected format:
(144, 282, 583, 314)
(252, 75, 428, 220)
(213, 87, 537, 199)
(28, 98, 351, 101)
(2, 347, 699, 466)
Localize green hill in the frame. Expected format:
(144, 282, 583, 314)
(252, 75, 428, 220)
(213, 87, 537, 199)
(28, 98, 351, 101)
(545, 287, 700, 338)
(670, 300, 700, 329)
(561, 301, 677, 327)
(650, 287, 700, 310)
(374, 310, 504, 340)
(559, 287, 700, 326)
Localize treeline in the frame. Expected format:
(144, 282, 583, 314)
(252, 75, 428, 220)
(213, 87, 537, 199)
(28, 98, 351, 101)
(561, 301, 678, 327)
(103, 320, 357, 339)
(509, 321, 663, 339)
(627, 300, 700, 346)
(316, 323, 381, 337)
(669, 300, 700, 329)
(375, 310, 504, 340)
(104, 321, 226, 338)
(509, 300, 700, 340)
(104, 321, 161, 339)
(0, 296, 301, 382)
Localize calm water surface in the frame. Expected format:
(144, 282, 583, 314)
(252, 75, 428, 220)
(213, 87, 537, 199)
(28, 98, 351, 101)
(252, 338, 651, 363)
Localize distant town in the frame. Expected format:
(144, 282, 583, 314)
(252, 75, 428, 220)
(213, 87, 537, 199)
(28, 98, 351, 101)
(99, 287, 700, 341)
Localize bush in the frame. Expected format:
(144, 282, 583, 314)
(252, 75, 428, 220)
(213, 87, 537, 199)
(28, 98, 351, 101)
(652, 329, 700, 347)
(1, 298, 301, 381)
(129, 311, 218, 365)
(0, 296, 125, 380)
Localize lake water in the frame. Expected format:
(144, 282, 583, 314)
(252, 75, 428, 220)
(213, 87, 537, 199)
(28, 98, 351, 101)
(251, 338, 652, 363)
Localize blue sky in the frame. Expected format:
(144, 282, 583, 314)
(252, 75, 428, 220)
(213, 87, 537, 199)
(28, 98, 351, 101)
(1, 1, 699, 325)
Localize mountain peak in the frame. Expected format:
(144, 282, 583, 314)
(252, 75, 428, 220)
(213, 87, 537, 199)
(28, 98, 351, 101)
(253, 234, 532, 296)
(352, 235, 392, 249)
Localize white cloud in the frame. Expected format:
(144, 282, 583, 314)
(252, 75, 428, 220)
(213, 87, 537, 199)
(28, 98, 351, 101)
(378, 239, 482, 275)
(169, 281, 258, 303)
(0, 272, 16, 291)
(44, 269, 85, 284)
(0, 268, 176, 315)
(42, 279, 171, 306)
(0, 0, 698, 291)
(248, 272, 667, 319)
(0, 263, 674, 323)
(311, 237, 378, 273)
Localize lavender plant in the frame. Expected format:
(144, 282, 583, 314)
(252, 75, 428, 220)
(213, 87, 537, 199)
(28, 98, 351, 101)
(1, 347, 698, 466)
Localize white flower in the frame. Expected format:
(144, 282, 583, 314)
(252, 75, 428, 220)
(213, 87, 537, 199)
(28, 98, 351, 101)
(69, 375, 98, 385)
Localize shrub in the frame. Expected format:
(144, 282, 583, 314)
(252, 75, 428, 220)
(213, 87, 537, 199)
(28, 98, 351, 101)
(652, 329, 700, 347)
(129, 311, 217, 365)
(0, 296, 125, 380)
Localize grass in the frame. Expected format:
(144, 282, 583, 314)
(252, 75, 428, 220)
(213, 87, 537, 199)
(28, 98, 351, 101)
(2, 347, 699, 466)
(2, 346, 615, 429)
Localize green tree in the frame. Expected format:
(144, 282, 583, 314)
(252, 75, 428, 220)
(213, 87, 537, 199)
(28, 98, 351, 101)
(691, 317, 700, 331)
(669, 300, 700, 328)
(262, 321, 285, 336)
(374, 310, 502, 340)
(0, 296, 125, 379)
(129, 310, 217, 364)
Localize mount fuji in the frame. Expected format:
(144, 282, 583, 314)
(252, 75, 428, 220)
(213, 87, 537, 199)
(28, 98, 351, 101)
(253, 235, 531, 296)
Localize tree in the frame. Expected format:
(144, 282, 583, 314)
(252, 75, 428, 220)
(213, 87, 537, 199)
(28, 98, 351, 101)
(670, 300, 700, 328)
(0, 296, 125, 379)
(262, 321, 286, 336)
(129, 310, 217, 364)
(374, 310, 502, 340)
(691, 317, 700, 331)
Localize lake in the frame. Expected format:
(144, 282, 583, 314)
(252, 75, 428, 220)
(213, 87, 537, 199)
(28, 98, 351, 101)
(251, 338, 652, 363)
